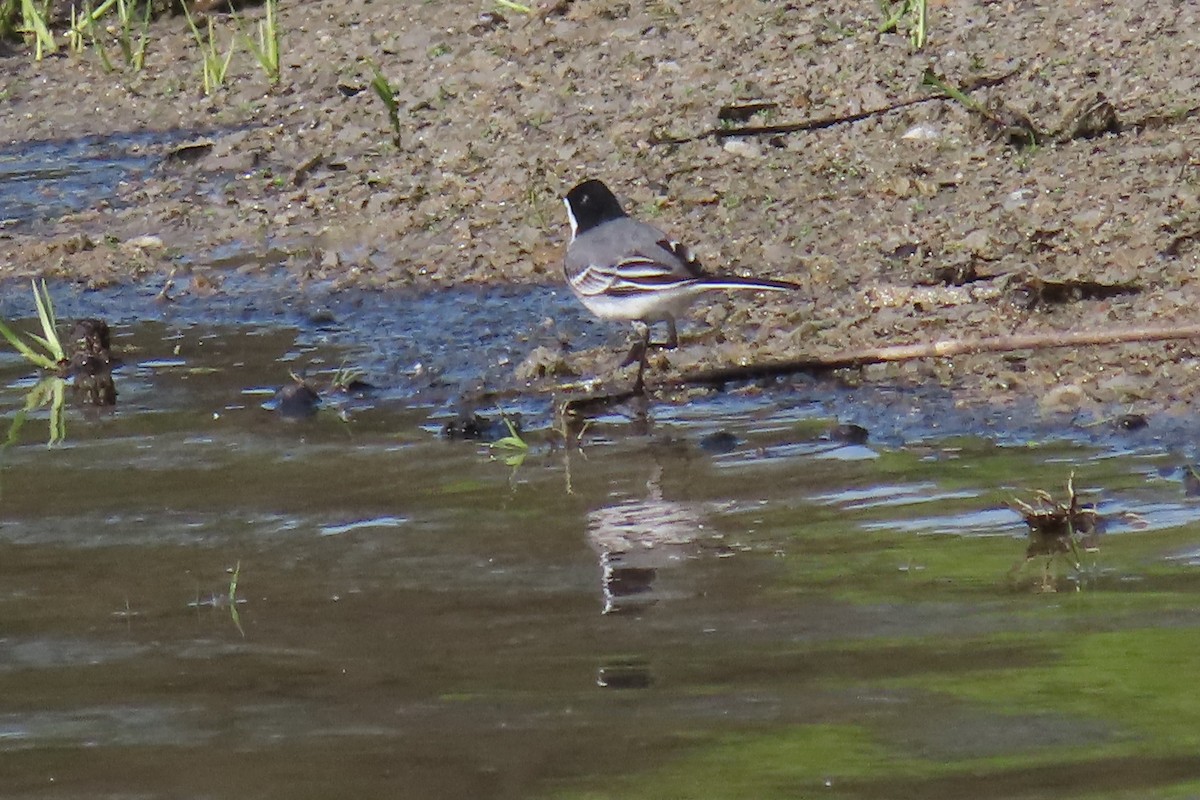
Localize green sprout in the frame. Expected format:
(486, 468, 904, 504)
(228, 560, 244, 636)
(65, 0, 145, 72)
(67, 0, 115, 53)
(489, 414, 529, 467)
(5, 376, 67, 448)
(879, 0, 927, 50)
(526, 183, 549, 230)
(228, 560, 240, 604)
(921, 70, 982, 112)
(0, 281, 68, 448)
(113, 0, 152, 72)
(0, 279, 66, 371)
(187, 562, 246, 635)
(67, 4, 85, 52)
(329, 363, 364, 392)
(368, 61, 402, 148)
(19, 0, 56, 60)
(79, 2, 118, 70)
(240, 0, 280, 85)
(70, 0, 153, 71)
(184, 4, 237, 95)
(494, 0, 532, 12)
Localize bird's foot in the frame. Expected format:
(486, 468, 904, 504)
(620, 338, 678, 367)
(620, 338, 647, 368)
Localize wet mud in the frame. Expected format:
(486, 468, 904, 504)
(0, 0, 1198, 416)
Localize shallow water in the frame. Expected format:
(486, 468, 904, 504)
(0, 132, 198, 230)
(2, 279, 1200, 799)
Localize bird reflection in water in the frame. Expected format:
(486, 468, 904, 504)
(585, 461, 711, 614)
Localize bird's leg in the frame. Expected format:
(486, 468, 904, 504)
(632, 348, 649, 395)
(663, 317, 679, 350)
(621, 321, 650, 367)
(631, 323, 650, 395)
(637, 318, 679, 357)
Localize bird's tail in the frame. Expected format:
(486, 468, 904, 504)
(697, 276, 802, 292)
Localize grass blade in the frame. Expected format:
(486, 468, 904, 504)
(20, 0, 57, 59)
(48, 377, 66, 446)
(0, 318, 57, 369)
(32, 279, 64, 362)
(368, 61, 402, 147)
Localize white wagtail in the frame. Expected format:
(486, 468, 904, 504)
(563, 179, 801, 374)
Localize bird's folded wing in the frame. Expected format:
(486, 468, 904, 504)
(570, 257, 694, 297)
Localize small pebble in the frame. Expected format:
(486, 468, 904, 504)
(722, 139, 762, 159)
(901, 123, 940, 141)
(124, 234, 165, 250)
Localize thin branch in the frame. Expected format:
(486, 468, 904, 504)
(475, 323, 1200, 413)
(667, 324, 1200, 388)
(649, 67, 1022, 145)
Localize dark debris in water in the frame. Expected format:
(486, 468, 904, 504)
(1011, 475, 1101, 565)
(1184, 466, 1200, 497)
(698, 430, 740, 454)
(442, 411, 521, 443)
(1114, 413, 1148, 432)
(596, 659, 654, 690)
(1008, 474, 1112, 593)
(269, 367, 374, 419)
(329, 375, 375, 396)
(65, 319, 115, 375)
(274, 378, 321, 420)
(828, 423, 870, 445)
(64, 318, 117, 407)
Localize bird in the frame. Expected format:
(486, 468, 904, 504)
(562, 179, 801, 388)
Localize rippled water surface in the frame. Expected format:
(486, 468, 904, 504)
(1, 276, 1200, 800)
(0, 132, 198, 229)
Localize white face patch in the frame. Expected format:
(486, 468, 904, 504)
(564, 197, 578, 242)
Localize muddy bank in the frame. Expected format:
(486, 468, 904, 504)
(1, 1, 1199, 410)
